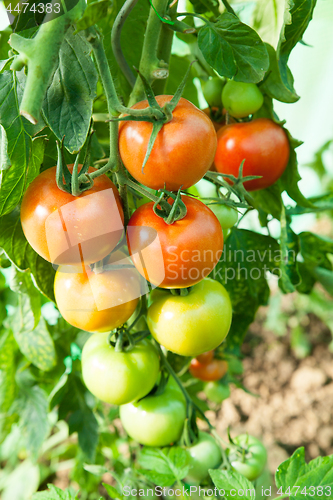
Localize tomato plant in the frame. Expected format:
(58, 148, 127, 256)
(222, 80, 264, 118)
(119, 96, 217, 191)
(81, 332, 160, 405)
(0, 0, 331, 498)
(184, 432, 222, 485)
(119, 378, 186, 447)
(214, 119, 290, 191)
(226, 434, 267, 481)
(147, 278, 232, 356)
(127, 196, 223, 288)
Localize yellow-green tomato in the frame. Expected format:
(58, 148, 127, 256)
(207, 204, 238, 229)
(120, 378, 186, 446)
(204, 381, 230, 403)
(185, 432, 222, 485)
(81, 332, 159, 405)
(222, 81, 264, 118)
(147, 278, 232, 357)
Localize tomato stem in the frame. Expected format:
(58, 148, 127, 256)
(129, 0, 171, 106)
(111, 0, 139, 87)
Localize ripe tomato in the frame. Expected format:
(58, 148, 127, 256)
(126, 196, 223, 289)
(185, 432, 222, 485)
(147, 278, 232, 357)
(206, 204, 238, 229)
(189, 358, 228, 381)
(196, 350, 214, 365)
(81, 332, 159, 405)
(54, 251, 141, 333)
(214, 119, 290, 191)
(202, 77, 225, 108)
(222, 81, 264, 118)
(118, 95, 217, 191)
(20, 166, 124, 265)
(204, 381, 230, 403)
(227, 434, 267, 481)
(119, 377, 186, 446)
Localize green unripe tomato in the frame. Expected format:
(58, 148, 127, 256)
(204, 381, 230, 403)
(228, 357, 244, 375)
(227, 434, 267, 481)
(185, 432, 222, 485)
(207, 204, 238, 230)
(81, 332, 160, 405)
(202, 77, 226, 108)
(222, 81, 264, 118)
(119, 378, 186, 447)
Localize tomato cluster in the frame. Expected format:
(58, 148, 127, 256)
(19, 90, 270, 485)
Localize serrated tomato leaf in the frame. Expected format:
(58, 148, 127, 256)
(198, 13, 269, 83)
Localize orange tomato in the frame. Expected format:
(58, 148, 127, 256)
(119, 96, 217, 191)
(189, 358, 228, 381)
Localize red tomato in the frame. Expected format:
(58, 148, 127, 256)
(118, 96, 217, 191)
(214, 118, 290, 191)
(126, 196, 223, 288)
(189, 358, 228, 381)
(196, 350, 214, 365)
(20, 166, 124, 265)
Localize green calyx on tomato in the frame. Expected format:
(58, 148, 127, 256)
(81, 331, 159, 406)
(202, 77, 226, 109)
(184, 432, 222, 485)
(119, 377, 186, 447)
(206, 204, 238, 230)
(204, 381, 230, 403)
(147, 278, 232, 357)
(227, 434, 267, 481)
(222, 81, 264, 118)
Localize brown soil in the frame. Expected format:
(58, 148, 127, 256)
(209, 298, 333, 476)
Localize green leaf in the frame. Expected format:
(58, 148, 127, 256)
(138, 446, 190, 486)
(252, 0, 288, 49)
(0, 70, 45, 215)
(10, 267, 41, 329)
(278, 0, 317, 68)
(10, 384, 50, 459)
(210, 469, 256, 499)
(0, 123, 11, 170)
(198, 13, 269, 83)
(12, 306, 57, 372)
(280, 131, 315, 209)
(298, 232, 333, 271)
(189, 0, 219, 15)
(276, 447, 333, 499)
(251, 182, 283, 221)
(312, 267, 333, 296)
(42, 27, 98, 153)
(102, 484, 123, 500)
(1, 459, 40, 500)
(212, 228, 280, 351)
(0, 330, 17, 443)
(287, 192, 333, 215)
(32, 484, 78, 500)
(0, 209, 56, 301)
(68, 407, 99, 462)
(260, 44, 299, 103)
(75, 0, 112, 32)
(279, 205, 300, 293)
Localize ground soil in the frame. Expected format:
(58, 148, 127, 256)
(208, 295, 333, 477)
